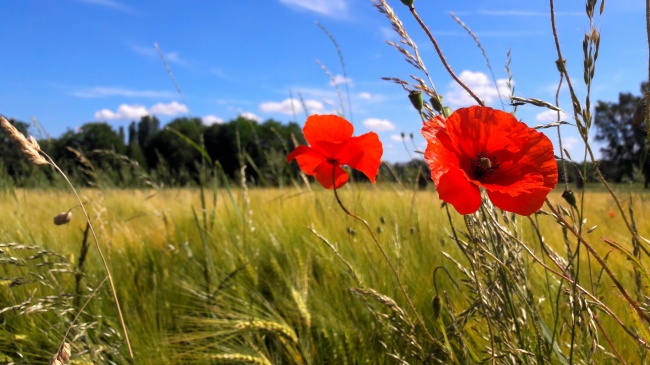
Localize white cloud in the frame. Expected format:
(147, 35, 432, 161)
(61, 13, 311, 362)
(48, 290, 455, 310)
(363, 118, 395, 132)
(260, 98, 302, 114)
(239, 112, 262, 122)
(94, 104, 149, 120)
(150, 101, 188, 116)
(329, 75, 353, 86)
(280, 0, 347, 17)
(358, 92, 373, 100)
(535, 109, 570, 123)
(259, 98, 326, 115)
(202, 115, 224, 125)
(390, 134, 405, 142)
(444, 70, 510, 107)
(94, 101, 188, 120)
(562, 136, 579, 151)
(71, 86, 175, 98)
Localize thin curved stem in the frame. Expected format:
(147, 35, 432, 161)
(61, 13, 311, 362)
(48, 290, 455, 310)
(44, 154, 134, 361)
(545, 198, 650, 324)
(408, 5, 484, 106)
(330, 165, 439, 347)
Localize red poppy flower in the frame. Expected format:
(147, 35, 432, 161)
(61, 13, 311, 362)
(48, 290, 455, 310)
(287, 114, 383, 189)
(421, 106, 558, 216)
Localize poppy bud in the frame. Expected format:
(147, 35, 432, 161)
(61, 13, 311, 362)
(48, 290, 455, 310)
(400, 0, 414, 8)
(53, 211, 72, 226)
(432, 295, 441, 319)
(429, 96, 444, 114)
(562, 189, 577, 208)
(442, 107, 452, 118)
(408, 90, 423, 112)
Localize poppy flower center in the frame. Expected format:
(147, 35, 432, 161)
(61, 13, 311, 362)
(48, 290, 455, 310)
(326, 158, 338, 165)
(470, 152, 500, 179)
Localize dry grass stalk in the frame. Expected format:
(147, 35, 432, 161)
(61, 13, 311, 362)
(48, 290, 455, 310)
(49, 342, 71, 365)
(0, 116, 49, 166)
(0, 116, 134, 359)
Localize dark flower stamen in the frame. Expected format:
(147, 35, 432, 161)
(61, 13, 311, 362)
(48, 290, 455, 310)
(471, 152, 500, 179)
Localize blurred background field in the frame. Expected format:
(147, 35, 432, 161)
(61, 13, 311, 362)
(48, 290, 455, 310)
(1, 185, 648, 363)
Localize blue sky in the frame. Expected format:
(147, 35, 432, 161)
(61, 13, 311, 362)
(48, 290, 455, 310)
(1, 0, 646, 162)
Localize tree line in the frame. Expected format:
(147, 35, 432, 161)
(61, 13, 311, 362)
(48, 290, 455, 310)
(0, 82, 648, 189)
(0, 115, 308, 188)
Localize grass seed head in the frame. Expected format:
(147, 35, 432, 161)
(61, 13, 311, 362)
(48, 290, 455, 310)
(0, 116, 49, 166)
(49, 342, 71, 365)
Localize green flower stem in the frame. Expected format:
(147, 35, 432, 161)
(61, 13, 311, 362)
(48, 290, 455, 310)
(330, 164, 443, 351)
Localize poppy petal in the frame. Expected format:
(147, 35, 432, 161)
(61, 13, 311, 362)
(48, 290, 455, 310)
(421, 115, 446, 142)
(286, 145, 325, 174)
(486, 183, 551, 216)
(313, 161, 349, 189)
(303, 114, 354, 145)
(422, 126, 463, 185)
(310, 140, 346, 162)
(437, 168, 482, 214)
(337, 132, 383, 183)
(485, 133, 558, 190)
(483, 172, 548, 215)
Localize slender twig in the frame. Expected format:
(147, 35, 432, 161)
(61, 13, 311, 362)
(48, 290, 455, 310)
(316, 22, 354, 124)
(330, 165, 439, 347)
(594, 316, 628, 365)
(507, 217, 650, 350)
(450, 13, 504, 110)
(554, 74, 570, 191)
(43, 153, 134, 360)
(60, 276, 109, 347)
(407, 5, 484, 106)
(154, 42, 190, 115)
(549, 0, 581, 123)
(545, 198, 650, 324)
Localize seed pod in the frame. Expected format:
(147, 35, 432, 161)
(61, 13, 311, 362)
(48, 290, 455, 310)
(562, 189, 577, 208)
(432, 295, 441, 320)
(408, 90, 423, 112)
(429, 96, 444, 114)
(53, 211, 72, 226)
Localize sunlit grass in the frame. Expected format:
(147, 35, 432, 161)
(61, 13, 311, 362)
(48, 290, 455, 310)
(1, 185, 648, 363)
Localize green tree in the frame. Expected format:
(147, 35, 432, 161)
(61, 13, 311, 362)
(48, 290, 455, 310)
(147, 117, 204, 185)
(137, 115, 161, 169)
(594, 82, 649, 187)
(0, 117, 41, 185)
(126, 121, 146, 168)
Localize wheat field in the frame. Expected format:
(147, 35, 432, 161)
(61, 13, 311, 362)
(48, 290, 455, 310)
(0, 185, 648, 363)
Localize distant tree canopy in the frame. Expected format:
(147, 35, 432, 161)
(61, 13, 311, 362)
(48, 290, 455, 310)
(2, 84, 650, 189)
(0, 114, 308, 188)
(594, 82, 649, 187)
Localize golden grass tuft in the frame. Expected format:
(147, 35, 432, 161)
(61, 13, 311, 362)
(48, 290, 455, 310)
(0, 115, 49, 166)
(209, 353, 272, 365)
